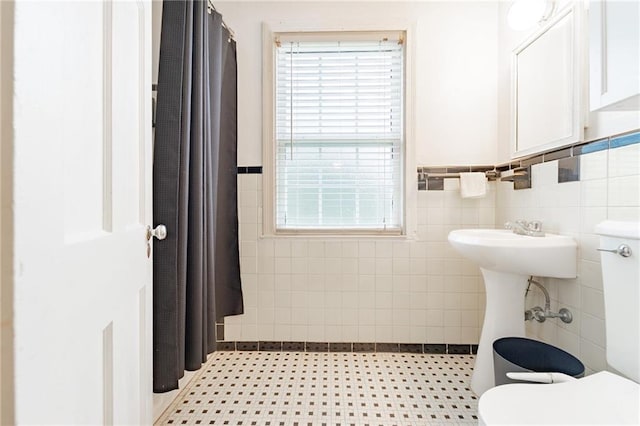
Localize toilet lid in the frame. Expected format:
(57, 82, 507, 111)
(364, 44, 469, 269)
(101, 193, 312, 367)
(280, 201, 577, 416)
(479, 371, 640, 425)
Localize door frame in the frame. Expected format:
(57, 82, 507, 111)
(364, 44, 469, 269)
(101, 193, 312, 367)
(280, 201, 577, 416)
(0, 1, 15, 424)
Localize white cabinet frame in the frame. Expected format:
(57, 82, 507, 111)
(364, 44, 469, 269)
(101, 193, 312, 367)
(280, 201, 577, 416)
(511, 3, 586, 158)
(589, 0, 640, 111)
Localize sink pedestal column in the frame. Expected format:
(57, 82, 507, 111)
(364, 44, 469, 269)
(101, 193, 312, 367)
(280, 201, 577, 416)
(471, 269, 529, 396)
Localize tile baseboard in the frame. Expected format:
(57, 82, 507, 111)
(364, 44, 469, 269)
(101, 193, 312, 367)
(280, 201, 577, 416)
(217, 341, 476, 355)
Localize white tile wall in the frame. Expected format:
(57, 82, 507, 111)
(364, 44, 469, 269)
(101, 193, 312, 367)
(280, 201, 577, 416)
(229, 175, 494, 345)
(497, 143, 640, 374)
(231, 141, 639, 375)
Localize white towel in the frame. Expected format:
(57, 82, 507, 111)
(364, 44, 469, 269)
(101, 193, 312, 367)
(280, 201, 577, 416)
(459, 172, 487, 198)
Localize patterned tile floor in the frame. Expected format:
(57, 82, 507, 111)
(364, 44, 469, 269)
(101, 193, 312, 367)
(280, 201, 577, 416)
(155, 351, 479, 426)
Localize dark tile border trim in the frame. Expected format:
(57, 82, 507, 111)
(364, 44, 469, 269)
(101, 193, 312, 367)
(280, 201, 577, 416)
(329, 342, 353, 352)
(376, 343, 400, 352)
(216, 324, 225, 341)
(417, 129, 639, 191)
(537, 147, 569, 163)
(471, 165, 497, 172)
(305, 342, 329, 352)
(493, 129, 640, 172)
(353, 343, 375, 352)
(236, 341, 259, 351)
(216, 341, 236, 351)
(424, 344, 447, 354)
(259, 341, 282, 351)
(282, 341, 305, 351)
(419, 167, 447, 174)
(521, 155, 543, 167)
(427, 177, 444, 191)
(610, 131, 640, 149)
(237, 166, 263, 174)
(573, 138, 608, 156)
(558, 156, 580, 183)
(217, 341, 475, 355)
(399, 343, 423, 353)
(417, 166, 498, 191)
(513, 165, 532, 190)
(543, 147, 572, 162)
(447, 166, 473, 174)
(447, 344, 473, 354)
(418, 166, 495, 174)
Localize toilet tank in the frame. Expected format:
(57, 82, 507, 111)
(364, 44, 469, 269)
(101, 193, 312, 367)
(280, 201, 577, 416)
(595, 221, 640, 382)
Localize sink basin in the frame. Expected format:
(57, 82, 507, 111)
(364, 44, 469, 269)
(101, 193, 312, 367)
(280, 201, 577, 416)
(448, 229, 577, 278)
(448, 228, 577, 397)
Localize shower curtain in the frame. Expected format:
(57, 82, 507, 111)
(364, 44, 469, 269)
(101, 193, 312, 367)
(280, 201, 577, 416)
(152, 0, 243, 393)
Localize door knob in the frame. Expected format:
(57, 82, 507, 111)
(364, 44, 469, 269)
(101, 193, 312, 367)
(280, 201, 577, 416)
(147, 224, 167, 241)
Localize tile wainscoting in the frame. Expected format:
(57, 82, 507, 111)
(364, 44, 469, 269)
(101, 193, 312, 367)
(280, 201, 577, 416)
(228, 129, 638, 374)
(227, 166, 492, 347)
(497, 130, 639, 374)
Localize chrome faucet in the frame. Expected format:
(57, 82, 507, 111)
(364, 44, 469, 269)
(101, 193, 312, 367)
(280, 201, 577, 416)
(505, 220, 545, 237)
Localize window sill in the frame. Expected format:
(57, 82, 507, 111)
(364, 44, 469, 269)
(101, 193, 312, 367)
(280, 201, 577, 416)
(262, 229, 410, 240)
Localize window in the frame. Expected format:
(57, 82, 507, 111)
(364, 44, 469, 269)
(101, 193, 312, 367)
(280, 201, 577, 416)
(270, 32, 405, 233)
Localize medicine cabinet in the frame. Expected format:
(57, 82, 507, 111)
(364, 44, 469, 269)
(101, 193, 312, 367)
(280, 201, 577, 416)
(511, 4, 585, 158)
(589, 0, 640, 111)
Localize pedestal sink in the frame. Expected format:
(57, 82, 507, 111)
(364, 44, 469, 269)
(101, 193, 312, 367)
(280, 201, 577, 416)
(448, 229, 577, 396)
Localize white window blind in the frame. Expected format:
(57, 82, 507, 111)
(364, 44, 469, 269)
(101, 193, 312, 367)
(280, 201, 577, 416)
(274, 34, 404, 231)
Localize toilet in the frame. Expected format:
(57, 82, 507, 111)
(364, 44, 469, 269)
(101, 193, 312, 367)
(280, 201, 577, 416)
(478, 220, 640, 425)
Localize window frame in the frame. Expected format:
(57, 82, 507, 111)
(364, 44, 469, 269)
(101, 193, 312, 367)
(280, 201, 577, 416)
(262, 22, 416, 238)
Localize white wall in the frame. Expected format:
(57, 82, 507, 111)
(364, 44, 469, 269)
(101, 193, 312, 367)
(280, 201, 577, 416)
(216, 0, 499, 166)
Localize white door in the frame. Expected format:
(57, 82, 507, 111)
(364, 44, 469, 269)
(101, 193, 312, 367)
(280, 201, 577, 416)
(12, 1, 153, 424)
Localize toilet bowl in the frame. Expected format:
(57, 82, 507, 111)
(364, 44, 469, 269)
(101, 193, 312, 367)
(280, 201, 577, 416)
(478, 221, 640, 424)
(479, 371, 640, 425)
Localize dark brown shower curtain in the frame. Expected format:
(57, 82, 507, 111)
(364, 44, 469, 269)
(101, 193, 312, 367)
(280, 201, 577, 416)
(152, 0, 243, 393)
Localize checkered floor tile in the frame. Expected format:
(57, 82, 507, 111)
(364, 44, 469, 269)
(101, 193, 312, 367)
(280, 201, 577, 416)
(155, 351, 478, 426)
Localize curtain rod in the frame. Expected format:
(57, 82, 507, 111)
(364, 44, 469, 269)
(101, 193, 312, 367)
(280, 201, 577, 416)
(207, 0, 235, 40)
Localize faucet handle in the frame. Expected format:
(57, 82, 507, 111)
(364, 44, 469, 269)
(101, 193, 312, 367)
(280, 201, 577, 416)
(528, 221, 543, 232)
